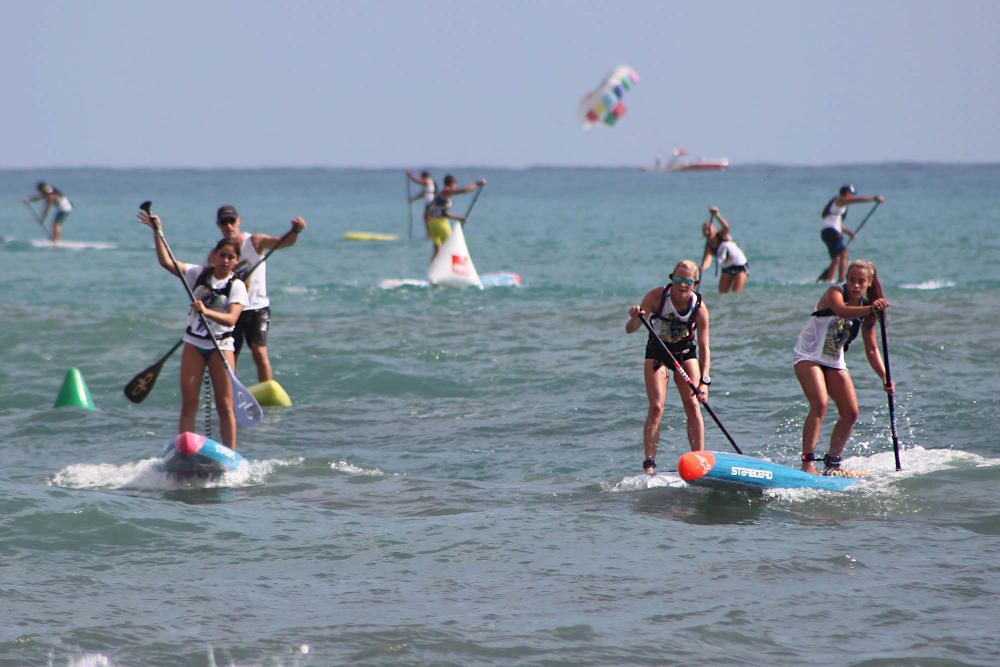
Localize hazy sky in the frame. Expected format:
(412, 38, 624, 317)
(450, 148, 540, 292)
(4, 0, 998, 168)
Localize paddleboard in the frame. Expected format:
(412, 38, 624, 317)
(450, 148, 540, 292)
(677, 450, 858, 492)
(248, 379, 292, 407)
(344, 231, 399, 241)
(29, 239, 118, 250)
(161, 431, 245, 478)
(427, 222, 482, 288)
(379, 272, 522, 290)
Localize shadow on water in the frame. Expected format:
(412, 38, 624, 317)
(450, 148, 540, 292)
(635, 486, 769, 525)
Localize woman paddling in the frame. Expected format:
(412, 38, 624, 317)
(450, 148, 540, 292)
(138, 209, 249, 450)
(699, 206, 749, 293)
(626, 260, 711, 474)
(793, 259, 895, 474)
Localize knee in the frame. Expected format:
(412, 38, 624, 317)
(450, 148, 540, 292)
(646, 403, 664, 423)
(839, 405, 860, 424)
(809, 400, 828, 420)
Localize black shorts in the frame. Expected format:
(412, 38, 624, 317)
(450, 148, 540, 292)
(645, 337, 698, 370)
(721, 263, 749, 276)
(234, 306, 270, 354)
(821, 228, 847, 259)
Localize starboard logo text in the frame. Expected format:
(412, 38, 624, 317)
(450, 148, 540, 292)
(730, 466, 773, 480)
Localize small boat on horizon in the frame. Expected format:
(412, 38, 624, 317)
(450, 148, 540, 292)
(641, 147, 729, 173)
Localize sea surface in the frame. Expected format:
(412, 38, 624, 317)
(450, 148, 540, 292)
(1, 164, 999, 666)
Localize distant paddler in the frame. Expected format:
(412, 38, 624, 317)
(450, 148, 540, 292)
(213, 204, 306, 384)
(425, 174, 487, 260)
(22, 181, 73, 242)
(818, 185, 884, 283)
(699, 206, 749, 293)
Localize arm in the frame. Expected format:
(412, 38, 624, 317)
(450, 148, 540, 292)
(822, 286, 890, 320)
(625, 288, 662, 334)
(695, 305, 711, 401)
(136, 211, 185, 276)
(861, 323, 895, 393)
(455, 178, 487, 195)
(700, 242, 714, 272)
(840, 194, 885, 207)
(405, 170, 423, 185)
(252, 217, 307, 254)
(194, 299, 244, 327)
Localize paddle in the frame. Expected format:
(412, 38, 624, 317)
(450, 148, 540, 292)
(460, 183, 485, 225)
(123, 223, 297, 402)
(637, 313, 743, 455)
(123, 339, 184, 403)
(817, 201, 882, 282)
(406, 173, 414, 239)
(23, 201, 48, 235)
(139, 200, 262, 427)
(877, 311, 902, 470)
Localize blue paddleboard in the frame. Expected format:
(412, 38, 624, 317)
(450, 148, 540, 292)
(162, 432, 245, 478)
(677, 450, 857, 492)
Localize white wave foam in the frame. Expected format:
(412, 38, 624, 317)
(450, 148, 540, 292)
(899, 279, 956, 290)
(49, 456, 303, 490)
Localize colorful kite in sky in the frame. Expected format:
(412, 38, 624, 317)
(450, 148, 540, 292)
(577, 65, 639, 129)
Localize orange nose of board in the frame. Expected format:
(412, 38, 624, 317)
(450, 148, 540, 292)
(678, 451, 716, 482)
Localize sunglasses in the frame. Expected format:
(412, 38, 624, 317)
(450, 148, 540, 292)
(218, 218, 237, 227)
(670, 274, 698, 286)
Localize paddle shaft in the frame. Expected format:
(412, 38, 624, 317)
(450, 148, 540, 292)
(23, 201, 46, 228)
(637, 313, 743, 455)
(240, 226, 297, 282)
(406, 173, 414, 239)
(845, 200, 882, 247)
(878, 312, 902, 470)
(461, 184, 485, 224)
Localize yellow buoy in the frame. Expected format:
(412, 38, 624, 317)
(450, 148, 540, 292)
(248, 380, 292, 407)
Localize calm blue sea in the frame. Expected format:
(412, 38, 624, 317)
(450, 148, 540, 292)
(1, 164, 999, 666)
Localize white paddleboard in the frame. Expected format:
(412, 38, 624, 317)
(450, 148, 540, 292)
(427, 223, 482, 288)
(379, 273, 521, 290)
(29, 239, 118, 250)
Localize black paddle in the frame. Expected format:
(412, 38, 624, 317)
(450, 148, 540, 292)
(123, 220, 296, 402)
(138, 201, 262, 427)
(23, 201, 48, 236)
(637, 313, 743, 454)
(817, 201, 882, 282)
(124, 339, 184, 403)
(877, 312, 902, 470)
(460, 183, 485, 225)
(406, 173, 414, 239)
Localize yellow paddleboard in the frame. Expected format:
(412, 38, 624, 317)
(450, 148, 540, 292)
(248, 380, 292, 407)
(344, 231, 399, 241)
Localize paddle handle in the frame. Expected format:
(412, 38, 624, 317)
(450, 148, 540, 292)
(637, 313, 743, 455)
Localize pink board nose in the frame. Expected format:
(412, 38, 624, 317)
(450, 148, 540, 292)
(174, 431, 206, 456)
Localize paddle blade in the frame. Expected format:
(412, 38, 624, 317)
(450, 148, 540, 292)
(124, 340, 182, 404)
(123, 364, 163, 403)
(230, 368, 263, 427)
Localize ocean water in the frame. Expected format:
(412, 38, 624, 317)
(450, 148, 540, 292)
(1, 164, 999, 666)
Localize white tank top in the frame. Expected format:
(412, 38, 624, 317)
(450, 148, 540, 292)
(237, 233, 269, 310)
(717, 240, 747, 268)
(822, 201, 847, 231)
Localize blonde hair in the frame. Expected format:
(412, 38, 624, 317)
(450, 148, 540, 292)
(847, 259, 882, 300)
(673, 259, 701, 282)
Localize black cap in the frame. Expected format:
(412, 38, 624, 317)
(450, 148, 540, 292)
(839, 184, 856, 196)
(216, 204, 239, 224)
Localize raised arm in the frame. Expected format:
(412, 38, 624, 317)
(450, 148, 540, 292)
(137, 210, 185, 276)
(253, 217, 307, 253)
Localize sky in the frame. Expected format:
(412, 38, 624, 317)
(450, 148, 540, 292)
(3, 0, 999, 168)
